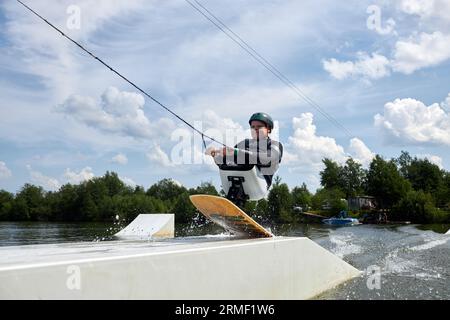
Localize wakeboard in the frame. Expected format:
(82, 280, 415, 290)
(189, 194, 273, 238)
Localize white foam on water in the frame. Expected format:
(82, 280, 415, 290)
(409, 238, 450, 252)
(414, 272, 443, 280)
(175, 233, 235, 242)
(382, 247, 445, 281)
(383, 249, 417, 275)
(202, 233, 234, 238)
(328, 232, 362, 259)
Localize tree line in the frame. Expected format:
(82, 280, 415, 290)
(0, 151, 448, 224)
(0, 172, 219, 223)
(318, 151, 450, 223)
(0, 171, 306, 224)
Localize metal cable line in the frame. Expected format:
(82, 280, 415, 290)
(16, 0, 231, 149)
(185, 0, 353, 138)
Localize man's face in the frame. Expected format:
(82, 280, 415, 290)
(250, 120, 269, 139)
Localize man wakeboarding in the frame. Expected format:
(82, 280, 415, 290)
(189, 113, 283, 237)
(205, 112, 283, 205)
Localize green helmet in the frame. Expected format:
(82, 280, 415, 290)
(249, 112, 274, 130)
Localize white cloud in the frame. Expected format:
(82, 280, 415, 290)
(26, 165, 60, 191)
(0, 162, 12, 179)
(416, 154, 443, 169)
(286, 167, 322, 193)
(374, 95, 450, 146)
(119, 176, 137, 187)
(284, 114, 375, 190)
(326, 1, 450, 81)
(287, 113, 347, 166)
(4, 0, 147, 100)
(442, 94, 450, 110)
(111, 153, 128, 165)
(57, 87, 175, 140)
(57, 87, 146, 137)
(323, 59, 355, 80)
(399, 0, 450, 22)
(169, 178, 183, 188)
(63, 167, 95, 184)
(147, 145, 175, 168)
(201, 109, 249, 147)
(324, 32, 450, 79)
(323, 53, 391, 80)
(400, 0, 435, 17)
(348, 138, 375, 167)
(392, 32, 450, 74)
(279, 150, 300, 166)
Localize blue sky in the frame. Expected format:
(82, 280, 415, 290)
(1, 0, 449, 194)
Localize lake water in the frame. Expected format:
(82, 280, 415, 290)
(314, 224, 450, 300)
(0, 221, 449, 299)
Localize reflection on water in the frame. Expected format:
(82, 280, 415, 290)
(0, 222, 122, 247)
(0, 221, 449, 299)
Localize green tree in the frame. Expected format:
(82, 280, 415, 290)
(109, 194, 168, 222)
(243, 200, 257, 217)
(102, 171, 127, 196)
(340, 158, 366, 198)
(0, 190, 14, 220)
(366, 155, 411, 208)
(320, 158, 342, 191)
(55, 184, 80, 221)
(291, 183, 312, 210)
(189, 181, 219, 196)
(267, 177, 293, 222)
(11, 197, 29, 221)
(172, 192, 197, 223)
(14, 184, 48, 221)
(44, 191, 60, 221)
(407, 158, 443, 196)
(83, 179, 108, 205)
(78, 192, 98, 221)
(254, 198, 270, 222)
(391, 190, 437, 223)
(437, 172, 450, 209)
(395, 150, 413, 178)
(147, 179, 187, 201)
(311, 188, 347, 215)
(133, 185, 146, 195)
(395, 152, 445, 203)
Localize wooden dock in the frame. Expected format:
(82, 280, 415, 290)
(301, 212, 328, 220)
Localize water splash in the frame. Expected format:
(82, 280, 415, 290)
(328, 231, 362, 259)
(92, 214, 126, 242)
(383, 248, 417, 275)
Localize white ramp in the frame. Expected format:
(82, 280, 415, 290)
(446, 229, 450, 235)
(114, 214, 174, 240)
(0, 237, 361, 299)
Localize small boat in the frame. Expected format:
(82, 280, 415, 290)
(322, 217, 360, 226)
(322, 210, 360, 226)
